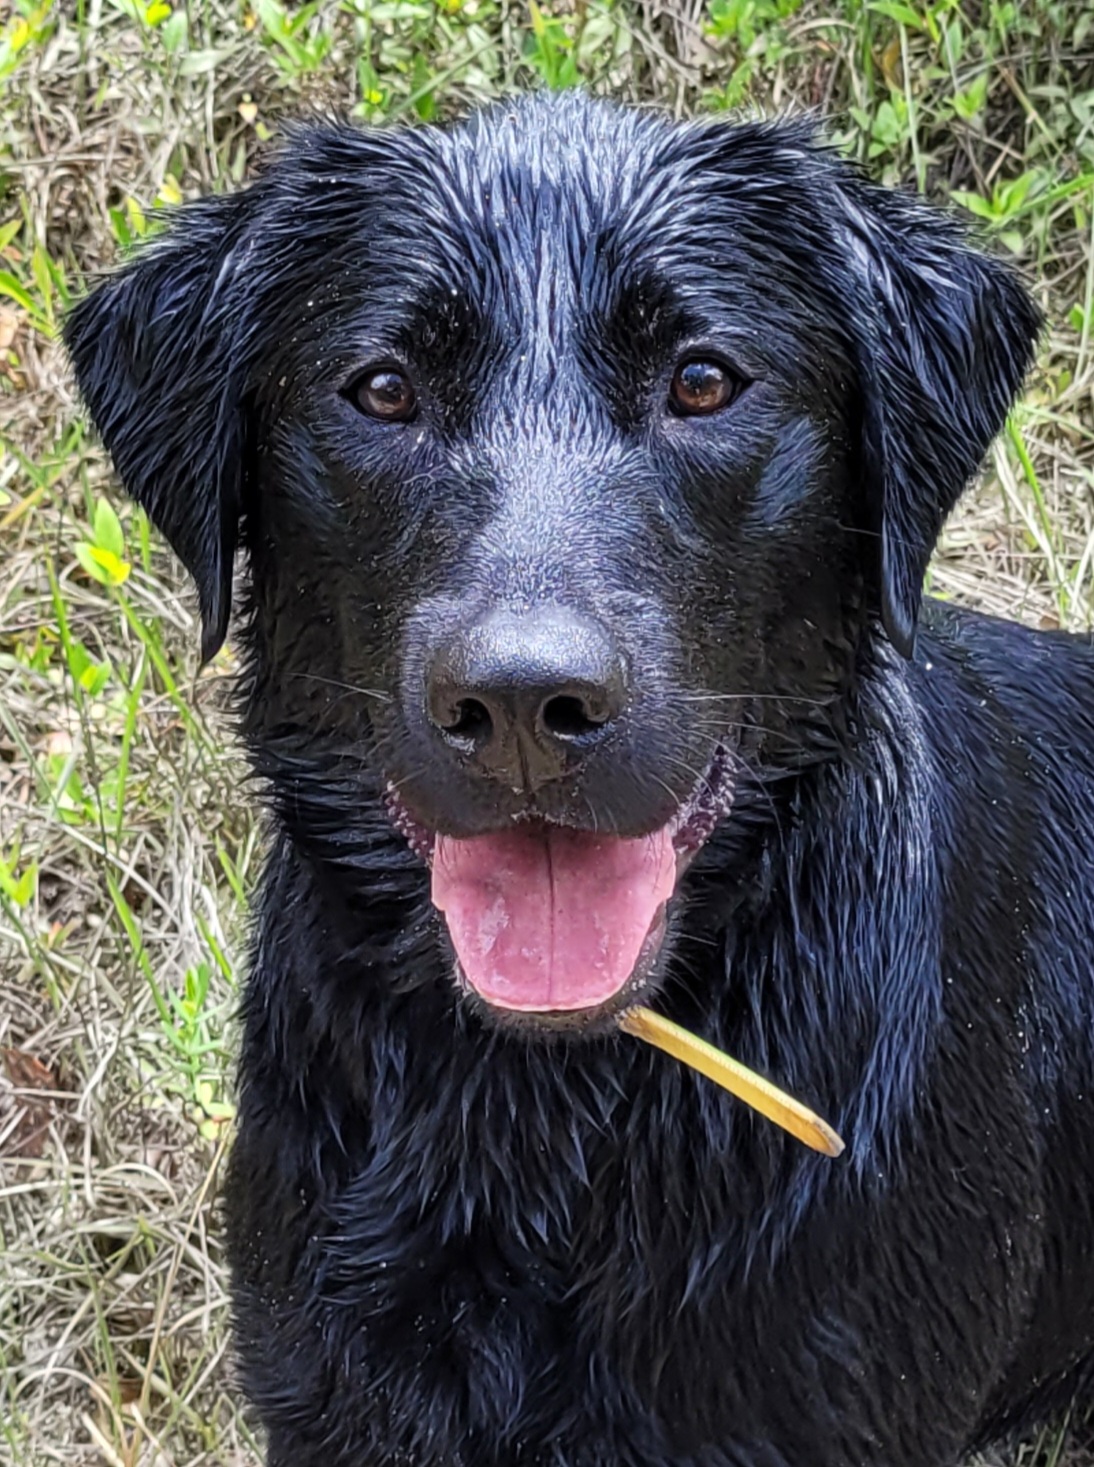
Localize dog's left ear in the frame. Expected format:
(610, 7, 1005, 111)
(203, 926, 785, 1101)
(835, 179, 1042, 657)
(65, 193, 255, 663)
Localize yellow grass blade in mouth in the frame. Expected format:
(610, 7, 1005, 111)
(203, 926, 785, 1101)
(618, 1006, 845, 1158)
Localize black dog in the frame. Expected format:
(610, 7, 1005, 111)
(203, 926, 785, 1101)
(67, 92, 1094, 1466)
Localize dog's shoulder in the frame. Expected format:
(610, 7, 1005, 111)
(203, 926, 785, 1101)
(911, 598, 1094, 914)
(917, 597, 1094, 715)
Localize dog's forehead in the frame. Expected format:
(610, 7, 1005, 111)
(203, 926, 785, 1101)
(443, 93, 660, 229)
(426, 100, 662, 371)
(422, 96, 830, 261)
(296, 94, 749, 286)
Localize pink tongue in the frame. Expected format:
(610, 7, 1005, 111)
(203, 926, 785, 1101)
(432, 824, 677, 1011)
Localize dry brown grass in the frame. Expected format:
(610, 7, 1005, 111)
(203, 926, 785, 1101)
(1, 1, 1092, 1462)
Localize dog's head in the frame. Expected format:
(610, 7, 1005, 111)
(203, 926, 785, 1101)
(66, 93, 1040, 1030)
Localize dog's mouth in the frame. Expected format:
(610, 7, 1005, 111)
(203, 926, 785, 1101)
(387, 745, 735, 1017)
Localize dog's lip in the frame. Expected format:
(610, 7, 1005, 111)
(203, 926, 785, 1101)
(384, 741, 735, 863)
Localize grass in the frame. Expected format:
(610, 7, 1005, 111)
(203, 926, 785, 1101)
(0, 0, 1092, 1462)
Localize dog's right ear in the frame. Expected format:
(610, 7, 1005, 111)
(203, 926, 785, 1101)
(65, 194, 254, 663)
(830, 177, 1042, 659)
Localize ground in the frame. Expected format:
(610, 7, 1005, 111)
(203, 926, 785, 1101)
(0, 1, 1092, 1463)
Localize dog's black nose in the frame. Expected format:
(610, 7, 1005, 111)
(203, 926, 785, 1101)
(427, 609, 627, 789)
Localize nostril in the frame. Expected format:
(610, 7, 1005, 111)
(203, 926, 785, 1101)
(541, 693, 612, 741)
(440, 696, 493, 746)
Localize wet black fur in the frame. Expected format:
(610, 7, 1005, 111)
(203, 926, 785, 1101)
(65, 93, 1094, 1466)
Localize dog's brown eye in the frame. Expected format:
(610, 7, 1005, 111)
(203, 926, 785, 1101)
(347, 368, 417, 422)
(669, 360, 743, 416)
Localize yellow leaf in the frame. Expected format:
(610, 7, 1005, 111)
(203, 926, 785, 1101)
(157, 175, 183, 206)
(87, 545, 131, 587)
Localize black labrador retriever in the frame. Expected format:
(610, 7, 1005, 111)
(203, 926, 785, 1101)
(66, 91, 1094, 1467)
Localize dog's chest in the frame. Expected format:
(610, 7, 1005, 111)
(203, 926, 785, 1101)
(310, 1094, 815, 1447)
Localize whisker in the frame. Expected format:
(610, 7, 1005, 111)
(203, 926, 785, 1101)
(581, 793, 605, 835)
(383, 765, 430, 796)
(676, 691, 831, 708)
(647, 772, 683, 810)
(293, 673, 393, 703)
